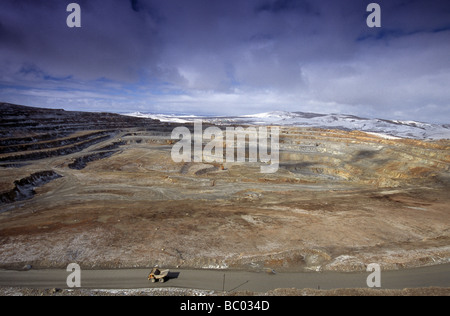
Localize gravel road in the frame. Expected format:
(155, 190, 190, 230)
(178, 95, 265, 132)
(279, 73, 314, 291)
(1, 264, 449, 292)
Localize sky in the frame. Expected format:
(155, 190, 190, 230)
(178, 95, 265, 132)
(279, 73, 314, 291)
(0, 0, 449, 123)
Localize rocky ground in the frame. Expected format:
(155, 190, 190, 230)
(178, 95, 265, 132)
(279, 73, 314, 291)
(0, 102, 449, 275)
(1, 287, 448, 296)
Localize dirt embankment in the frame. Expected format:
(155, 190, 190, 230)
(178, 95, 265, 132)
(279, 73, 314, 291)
(0, 171, 62, 205)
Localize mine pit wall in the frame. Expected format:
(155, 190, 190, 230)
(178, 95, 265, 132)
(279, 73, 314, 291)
(68, 151, 118, 170)
(0, 134, 115, 163)
(12, 121, 442, 189)
(0, 132, 73, 147)
(0, 171, 62, 206)
(159, 125, 450, 188)
(0, 131, 112, 154)
(275, 128, 450, 187)
(0, 122, 446, 198)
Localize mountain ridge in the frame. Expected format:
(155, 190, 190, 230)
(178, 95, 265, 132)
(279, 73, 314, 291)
(126, 110, 450, 140)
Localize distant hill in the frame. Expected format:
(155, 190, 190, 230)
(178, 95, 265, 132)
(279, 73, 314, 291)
(126, 110, 450, 140)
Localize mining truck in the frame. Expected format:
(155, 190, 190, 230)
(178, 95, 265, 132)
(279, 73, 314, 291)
(148, 268, 169, 283)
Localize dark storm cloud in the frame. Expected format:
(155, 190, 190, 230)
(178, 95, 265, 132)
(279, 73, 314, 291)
(256, 0, 320, 16)
(130, 0, 140, 12)
(0, 0, 162, 82)
(0, 0, 449, 122)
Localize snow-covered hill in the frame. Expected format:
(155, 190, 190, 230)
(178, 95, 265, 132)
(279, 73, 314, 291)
(125, 111, 450, 140)
(235, 111, 450, 140)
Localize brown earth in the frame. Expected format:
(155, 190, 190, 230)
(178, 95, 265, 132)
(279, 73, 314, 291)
(0, 103, 449, 274)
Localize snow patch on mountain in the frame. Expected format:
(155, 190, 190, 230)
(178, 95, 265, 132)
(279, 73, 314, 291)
(125, 111, 450, 140)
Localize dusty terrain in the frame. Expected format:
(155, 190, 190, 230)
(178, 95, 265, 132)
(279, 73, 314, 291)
(0, 287, 448, 296)
(0, 103, 449, 275)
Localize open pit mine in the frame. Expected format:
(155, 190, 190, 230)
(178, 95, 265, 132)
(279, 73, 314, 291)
(0, 103, 449, 273)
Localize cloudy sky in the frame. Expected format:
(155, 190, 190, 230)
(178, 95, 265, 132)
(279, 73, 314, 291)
(0, 0, 449, 123)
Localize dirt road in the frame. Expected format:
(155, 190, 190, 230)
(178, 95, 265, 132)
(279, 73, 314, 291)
(1, 264, 449, 293)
